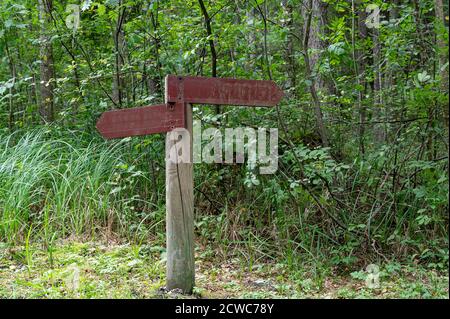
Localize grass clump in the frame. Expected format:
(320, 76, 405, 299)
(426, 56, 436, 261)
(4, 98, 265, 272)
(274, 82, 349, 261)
(0, 127, 160, 245)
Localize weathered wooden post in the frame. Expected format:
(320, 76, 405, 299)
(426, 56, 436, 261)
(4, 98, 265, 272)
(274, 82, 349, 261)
(164, 76, 194, 292)
(96, 75, 282, 294)
(165, 105, 194, 292)
(165, 103, 195, 293)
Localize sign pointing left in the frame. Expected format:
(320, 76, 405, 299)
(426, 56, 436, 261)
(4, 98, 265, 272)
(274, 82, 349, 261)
(96, 103, 185, 139)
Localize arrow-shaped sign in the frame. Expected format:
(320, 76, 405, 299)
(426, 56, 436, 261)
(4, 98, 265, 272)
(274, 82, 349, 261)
(96, 103, 184, 139)
(165, 75, 283, 107)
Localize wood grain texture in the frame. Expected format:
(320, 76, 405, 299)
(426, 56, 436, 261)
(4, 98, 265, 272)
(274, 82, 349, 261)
(96, 103, 184, 139)
(165, 75, 283, 107)
(165, 103, 194, 293)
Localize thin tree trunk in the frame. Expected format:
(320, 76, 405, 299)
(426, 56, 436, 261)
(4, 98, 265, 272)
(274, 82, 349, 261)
(151, 9, 163, 95)
(388, 0, 401, 141)
(372, 24, 384, 143)
(198, 0, 219, 115)
(38, 0, 55, 123)
(303, 0, 330, 147)
(4, 39, 16, 130)
(247, 6, 258, 71)
(113, 2, 126, 108)
(435, 0, 449, 128)
(282, 1, 297, 98)
(353, 0, 368, 155)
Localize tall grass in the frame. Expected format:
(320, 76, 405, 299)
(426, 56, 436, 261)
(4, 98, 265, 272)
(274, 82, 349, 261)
(0, 127, 157, 244)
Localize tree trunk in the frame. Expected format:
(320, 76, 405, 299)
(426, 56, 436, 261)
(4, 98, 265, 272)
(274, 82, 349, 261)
(388, 0, 401, 140)
(198, 0, 220, 115)
(354, 0, 368, 155)
(372, 24, 385, 143)
(435, 0, 449, 128)
(151, 9, 163, 95)
(282, 1, 297, 98)
(113, 2, 126, 108)
(4, 39, 16, 130)
(303, 0, 330, 147)
(38, 0, 55, 123)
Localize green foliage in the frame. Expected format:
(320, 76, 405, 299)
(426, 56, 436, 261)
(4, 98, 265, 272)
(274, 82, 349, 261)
(0, 128, 162, 243)
(0, 0, 448, 295)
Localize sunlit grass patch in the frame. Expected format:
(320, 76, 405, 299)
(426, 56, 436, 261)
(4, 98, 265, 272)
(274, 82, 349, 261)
(0, 240, 166, 298)
(0, 240, 448, 299)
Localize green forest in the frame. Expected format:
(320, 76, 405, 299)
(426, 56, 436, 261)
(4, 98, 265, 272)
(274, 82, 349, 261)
(0, 0, 448, 299)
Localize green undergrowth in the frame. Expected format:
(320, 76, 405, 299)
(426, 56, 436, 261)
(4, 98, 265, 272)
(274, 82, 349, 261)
(0, 128, 448, 299)
(0, 240, 447, 299)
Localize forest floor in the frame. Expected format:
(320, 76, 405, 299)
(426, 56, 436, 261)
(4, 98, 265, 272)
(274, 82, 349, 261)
(0, 239, 448, 299)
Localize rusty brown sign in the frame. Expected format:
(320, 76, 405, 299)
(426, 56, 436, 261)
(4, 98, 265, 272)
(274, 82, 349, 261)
(165, 75, 283, 107)
(96, 75, 282, 139)
(96, 103, 184, 139)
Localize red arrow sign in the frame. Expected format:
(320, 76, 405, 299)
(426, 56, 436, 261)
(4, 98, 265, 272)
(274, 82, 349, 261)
(165, 75, 283, 107)
(96, 103, 184, 139)
(97, 75, 283, 139)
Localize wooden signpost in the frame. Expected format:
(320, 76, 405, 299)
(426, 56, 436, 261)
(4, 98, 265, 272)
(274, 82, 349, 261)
(97, 75, 283, 293)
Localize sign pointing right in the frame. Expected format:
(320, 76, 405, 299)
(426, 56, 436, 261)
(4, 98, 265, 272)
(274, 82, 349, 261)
(165, 75, 283, 107)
